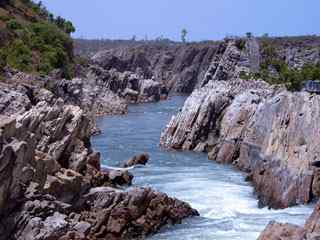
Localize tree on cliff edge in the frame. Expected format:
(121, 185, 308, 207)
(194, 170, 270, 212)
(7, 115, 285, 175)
(181, 28, 188, 43)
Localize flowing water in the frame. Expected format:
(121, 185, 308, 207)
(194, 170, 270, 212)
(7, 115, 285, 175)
(92, 96, 314, 240)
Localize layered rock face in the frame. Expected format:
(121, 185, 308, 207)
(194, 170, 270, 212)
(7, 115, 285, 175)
(237, 91, 320, 208)
(91, 38, 266, 94)
(0, 96, 94, 215)
(4, 185, 197, 240)
(161, 78, 320, 209)
(92, 42, 225, 93)
(0, 83, 198, 239)
(46, 65, 168, 122)
(91, 36, 320, 96)
(263, 36, 320, 69)
(160, 79, 273, 153)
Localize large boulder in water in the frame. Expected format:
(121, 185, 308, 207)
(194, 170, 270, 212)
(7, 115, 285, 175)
(121, 153, 150, 168)
(107, 169, 134, 186)
(259, 201, 320, 240)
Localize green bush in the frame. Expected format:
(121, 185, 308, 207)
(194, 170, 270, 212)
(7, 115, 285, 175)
(235, 39, 246, 51)
(6, 19, 22, 30)
(259, 60, 320, 91)
(0, 0, 76, 78)
(6, 39, 32, 72)
(1, 21, 74, 76)
(246, 32, 253, 38)
(63, 20, 75, 35)
(0, 15, 11, 22)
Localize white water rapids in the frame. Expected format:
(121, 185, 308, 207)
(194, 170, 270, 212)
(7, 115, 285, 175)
(92, 96, 313, 240)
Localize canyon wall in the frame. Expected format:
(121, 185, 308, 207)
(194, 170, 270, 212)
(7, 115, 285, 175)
(0, 82, 198, 240)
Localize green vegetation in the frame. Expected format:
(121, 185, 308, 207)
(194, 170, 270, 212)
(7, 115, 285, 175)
(242, 39, 320, 91)
(246, 32, 253, 38)
(235, 39, 246, 51)
(0, 0, 75, 78)
(7, 19, 22, 30)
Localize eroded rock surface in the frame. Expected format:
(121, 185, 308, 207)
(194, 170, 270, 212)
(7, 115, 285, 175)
(92, 43, 221, 94)
(0, 86, 198, 240)
(160, 78, 320, 209)
(238, 91, 320, 208)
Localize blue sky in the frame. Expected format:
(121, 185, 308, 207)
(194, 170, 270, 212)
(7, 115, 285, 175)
(38, 0, 319, 41)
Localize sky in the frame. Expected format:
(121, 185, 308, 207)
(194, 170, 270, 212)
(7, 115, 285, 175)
(38, 0, 319, 41)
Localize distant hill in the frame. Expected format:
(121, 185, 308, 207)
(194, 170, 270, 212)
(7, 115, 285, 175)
(74, 38, 180, 57)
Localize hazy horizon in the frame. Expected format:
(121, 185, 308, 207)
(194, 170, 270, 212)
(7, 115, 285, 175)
(38, 0, 319, 41)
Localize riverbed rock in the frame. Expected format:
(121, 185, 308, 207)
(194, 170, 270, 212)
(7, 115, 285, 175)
(106, 169, 134, 186)
(121, 153, 150, 168)
(1, 184, 198, 240)
(258, 201, 320, 240)
(258, 221, 305, 240)
(78, 187, 199, 239)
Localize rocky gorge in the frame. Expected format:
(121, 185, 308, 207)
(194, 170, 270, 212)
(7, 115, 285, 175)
(1, 27, 320, 240)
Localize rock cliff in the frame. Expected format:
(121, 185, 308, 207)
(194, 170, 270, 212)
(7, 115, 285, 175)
(90, 36, 320, 95)
(0, 85, 198, 240)
(160, 78, 320, 209)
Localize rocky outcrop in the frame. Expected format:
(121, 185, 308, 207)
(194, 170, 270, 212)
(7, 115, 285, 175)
(0, 85, 198, 239)
(121, 153, 150, 168)
(258, 221, 305, 240)
(48, 65, 166, 118)
(91, 36, 320, 96)
(160, 79, 273, 153)
(3, 186, 198, 240)
(237, 91, 320, 208)
(92, 42, 224, 93)
(262, 36, 320, 70)
(160, 78, 320, 209)
(0, 97, 96, 218)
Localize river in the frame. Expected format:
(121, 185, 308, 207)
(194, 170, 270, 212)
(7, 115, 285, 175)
(92, 96, 313, 240)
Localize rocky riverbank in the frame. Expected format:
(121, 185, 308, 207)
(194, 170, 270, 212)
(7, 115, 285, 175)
(158, 37, 320, 211)
(160, 77, 320, 209)
(0, 80, 198, 240)
(158, 61, 320, 238)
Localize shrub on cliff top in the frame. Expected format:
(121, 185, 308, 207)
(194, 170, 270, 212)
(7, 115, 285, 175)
(235, 39, 246, 51)
(1, 21, 74, 76)
(0, 0, 75, 78)
(6, 39, 33, 72)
